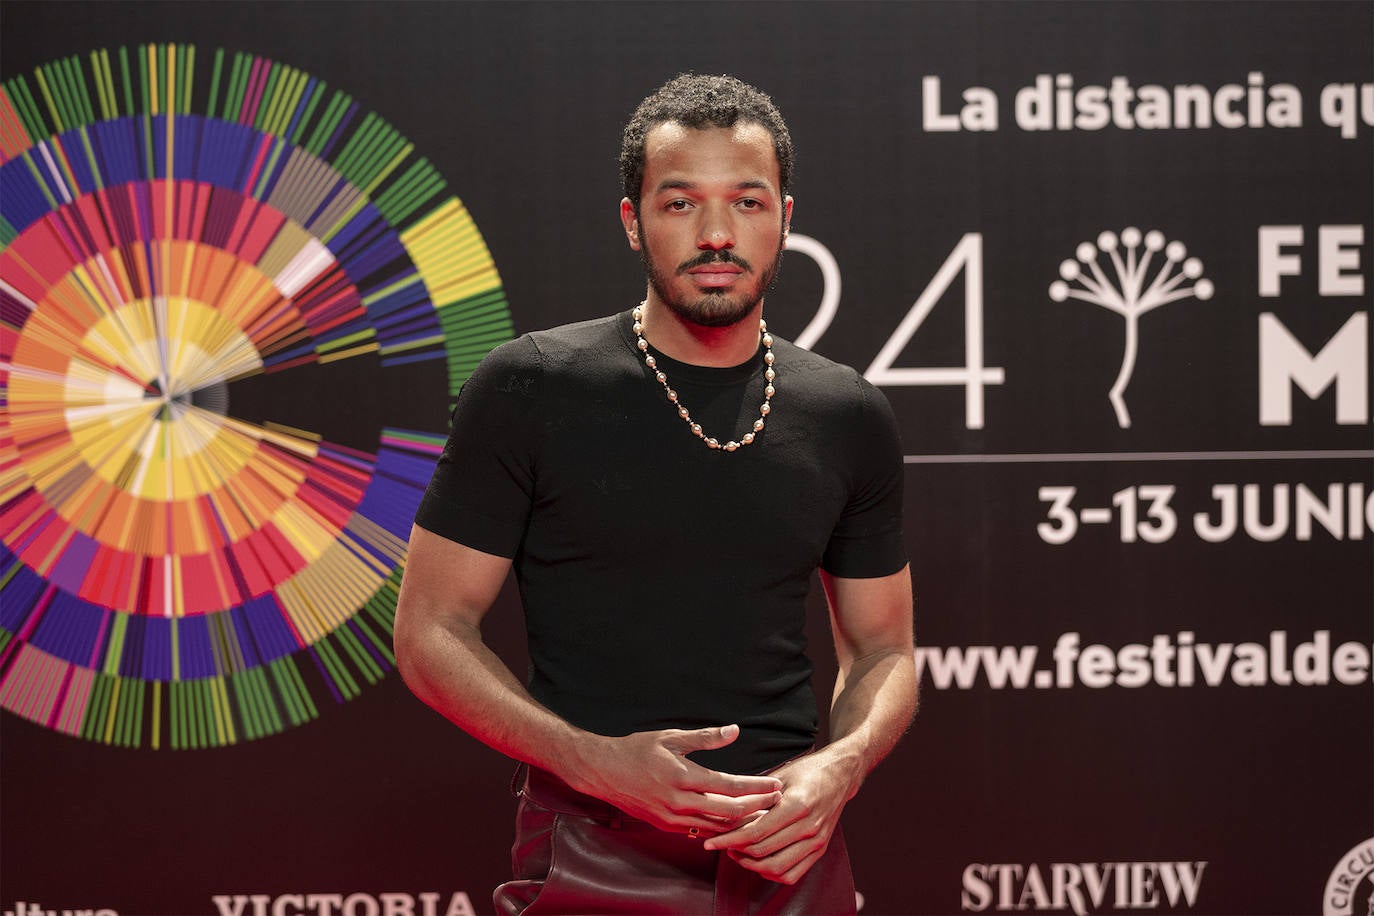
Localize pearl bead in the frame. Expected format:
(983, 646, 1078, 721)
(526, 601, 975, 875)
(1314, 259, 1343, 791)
(633, 322, 643, 335)
(765, 368, 775, 381)
(706, 438, 720, 449)
(645, 355, 656, 368)
(667, 389, 678, 402)
(742, 432, 754, 444)
(724, 441, 739, 451)
(655, 371, 666, 383)
(765, 385, 775, 397)
(754, 419, 765, 431)
(764, 352, 775, 365)
(637, 338, 648, 351)
(679, 406, 690, 418)
(760, 403, 770, 415)
(762, 334, 773, 347)
(691, 423, 702, 436)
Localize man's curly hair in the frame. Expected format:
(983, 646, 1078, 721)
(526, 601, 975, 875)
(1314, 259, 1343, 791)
(620, 74, 794, 210)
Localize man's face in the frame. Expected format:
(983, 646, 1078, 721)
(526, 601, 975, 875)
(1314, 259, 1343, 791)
(621, 122, 792, 328)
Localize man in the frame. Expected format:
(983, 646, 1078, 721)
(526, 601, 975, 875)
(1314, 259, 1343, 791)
(394, 73, 915, 915)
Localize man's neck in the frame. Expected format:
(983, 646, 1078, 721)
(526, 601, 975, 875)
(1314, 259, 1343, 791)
(637, 296, 763, 367)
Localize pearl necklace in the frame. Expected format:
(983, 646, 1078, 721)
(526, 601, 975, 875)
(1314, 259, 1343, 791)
(632, 304, 775, 452)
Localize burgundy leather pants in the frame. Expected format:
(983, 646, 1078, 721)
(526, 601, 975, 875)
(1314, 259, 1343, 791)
(493, 764, 857, 915)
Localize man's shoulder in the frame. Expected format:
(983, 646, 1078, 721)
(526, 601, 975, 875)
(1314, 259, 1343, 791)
(772, 337, 871, 400)
(770, 338, 899, 448)
(525, 312, 625, 359)
(474, 312, 626, 378)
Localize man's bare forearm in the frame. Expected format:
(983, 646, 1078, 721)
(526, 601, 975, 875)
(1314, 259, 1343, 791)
(821, 647, 917, 795)
(396, 614, 593, 780)
(810, 566, 918, 794)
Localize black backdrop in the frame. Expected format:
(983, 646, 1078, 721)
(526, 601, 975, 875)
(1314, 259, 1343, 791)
(2, 3, 1371, 915)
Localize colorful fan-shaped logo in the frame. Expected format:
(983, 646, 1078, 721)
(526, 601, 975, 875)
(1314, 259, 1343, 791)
(0, 45, 513, 748)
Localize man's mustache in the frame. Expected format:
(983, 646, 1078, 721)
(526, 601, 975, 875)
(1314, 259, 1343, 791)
(677, 250, 753, 274)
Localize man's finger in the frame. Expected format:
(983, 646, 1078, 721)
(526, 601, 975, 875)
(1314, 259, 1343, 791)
(733, 844, 826, 885)
(722, 819, 812, 859)
(681, 763, 783, 797)
(666, 723, 741, 753)
(776, 848, 826, 886)
(687, 790, 780, 821)
(703, 802, 803, 852)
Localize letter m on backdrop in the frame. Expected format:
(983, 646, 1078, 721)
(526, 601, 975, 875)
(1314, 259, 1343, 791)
(1259, 312, 1369, 424)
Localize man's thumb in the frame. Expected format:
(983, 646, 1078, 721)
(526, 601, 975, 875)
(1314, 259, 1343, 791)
(687, 723, 740, 750)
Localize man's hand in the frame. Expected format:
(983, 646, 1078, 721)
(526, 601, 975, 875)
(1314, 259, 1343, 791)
(701, 750, 858, 885)
(567, 724, 784, 836)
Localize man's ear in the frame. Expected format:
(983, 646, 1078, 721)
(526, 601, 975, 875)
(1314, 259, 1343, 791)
(783, 195, 794, 240)
(620, 198, 641, 251)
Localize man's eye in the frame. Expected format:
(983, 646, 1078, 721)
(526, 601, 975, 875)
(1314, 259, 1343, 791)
(738, 199, 762, 210)
(667, 199, 692, 211)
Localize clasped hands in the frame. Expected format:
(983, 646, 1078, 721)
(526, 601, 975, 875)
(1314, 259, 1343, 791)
(569, 724, 855, 885)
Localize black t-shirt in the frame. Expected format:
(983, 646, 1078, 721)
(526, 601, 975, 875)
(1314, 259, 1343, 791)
(415, 309, 907, 774)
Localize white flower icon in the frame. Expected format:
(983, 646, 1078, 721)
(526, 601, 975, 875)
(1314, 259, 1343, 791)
(1048, 228, 1215, 427)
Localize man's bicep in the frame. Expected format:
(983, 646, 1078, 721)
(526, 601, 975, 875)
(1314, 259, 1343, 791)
(395, 524, 513, 634)
(820, 565, 914, 664)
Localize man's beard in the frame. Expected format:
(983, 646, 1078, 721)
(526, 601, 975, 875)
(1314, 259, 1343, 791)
(640, 226, 786, 329)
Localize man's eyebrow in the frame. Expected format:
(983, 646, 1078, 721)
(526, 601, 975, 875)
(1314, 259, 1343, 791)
(653, 179, 774, 193)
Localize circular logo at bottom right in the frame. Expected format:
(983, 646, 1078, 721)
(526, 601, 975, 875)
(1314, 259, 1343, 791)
(1326, 838, 1374, 916)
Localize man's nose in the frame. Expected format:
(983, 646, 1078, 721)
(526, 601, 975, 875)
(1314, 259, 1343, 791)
(697, 206, 735, 250)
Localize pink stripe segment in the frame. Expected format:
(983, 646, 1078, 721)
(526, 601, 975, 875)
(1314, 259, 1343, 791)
(240, 57, 269, 127)
(56, 666, 95, 735)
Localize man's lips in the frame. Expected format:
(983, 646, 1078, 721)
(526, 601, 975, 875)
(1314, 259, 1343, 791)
(686, 264, 744, 287)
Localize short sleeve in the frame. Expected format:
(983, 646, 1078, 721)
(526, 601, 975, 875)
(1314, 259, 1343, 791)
(820, 377, 908, 578)
(413, 335, 542, 558)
